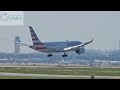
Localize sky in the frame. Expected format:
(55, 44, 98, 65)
(0, 11, 120, 53)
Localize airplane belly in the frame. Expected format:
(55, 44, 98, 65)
(33, 47, 63, 53)
(44, 47, 64, 53)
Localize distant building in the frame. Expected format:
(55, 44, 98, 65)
(14, 36, 21, 53)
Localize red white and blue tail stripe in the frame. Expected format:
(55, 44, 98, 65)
(29, 26, 47, 50)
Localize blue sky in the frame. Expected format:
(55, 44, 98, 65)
(0, 11, 120, 53)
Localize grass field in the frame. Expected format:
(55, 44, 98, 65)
(0, 67, 120, 76)
(0, 75, 84, 79)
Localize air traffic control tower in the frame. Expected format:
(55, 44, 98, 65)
(14, 36, 21, 53)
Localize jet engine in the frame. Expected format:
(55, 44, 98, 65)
(75, 47, 85, 55)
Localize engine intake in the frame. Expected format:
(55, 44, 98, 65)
(75, 48, 85, 55)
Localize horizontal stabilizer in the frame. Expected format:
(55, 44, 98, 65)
(14, 41, 30, 47)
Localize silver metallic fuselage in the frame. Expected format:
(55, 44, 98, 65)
(29, 41, 85, 54)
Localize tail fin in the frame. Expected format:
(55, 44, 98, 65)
(29, 26, 44, 45)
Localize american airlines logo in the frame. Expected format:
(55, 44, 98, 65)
(0, 11, 24, 25)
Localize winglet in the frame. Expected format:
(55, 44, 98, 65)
(83, 39, 93, 46)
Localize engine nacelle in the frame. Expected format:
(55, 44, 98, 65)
(75, 47, 85, 55)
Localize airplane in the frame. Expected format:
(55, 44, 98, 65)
(20, 26, 93, 57)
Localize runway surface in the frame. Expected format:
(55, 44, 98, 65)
(0, 72, 120, 79)
(0, 63, 92, 68)
(0, 63, 120, 68)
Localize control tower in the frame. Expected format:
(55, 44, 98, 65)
(14, 36, 21, 53)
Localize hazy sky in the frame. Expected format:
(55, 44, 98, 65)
(0, 11, 120, 53)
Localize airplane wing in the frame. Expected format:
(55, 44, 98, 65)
(64, 39, 93, 51)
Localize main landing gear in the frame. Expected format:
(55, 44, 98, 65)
(47, 53, 68, 57)
(47, 53, 52, 57)
(62, 53, 67, 57)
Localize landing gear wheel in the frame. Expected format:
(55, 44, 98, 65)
(47, 54, 52, 57)
(62, 54, 67, 57)
(50, 54, 52, 57)
(47, 54, 50, 57)
(65, 54, 67, 57)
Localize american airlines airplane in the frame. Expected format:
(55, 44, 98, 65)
(21, 26, 93, 57)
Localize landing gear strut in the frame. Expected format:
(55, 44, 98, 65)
(62, 53, 67, 57)
(47, 53, 52, 57)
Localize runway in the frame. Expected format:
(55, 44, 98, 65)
(0, 63, 120, 68)
(0, 63, 120, 79)
(0, 63, 92, 68)
(0, 72, 120, 79)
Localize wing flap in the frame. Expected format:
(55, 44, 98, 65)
(64, 44, 83, 51)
